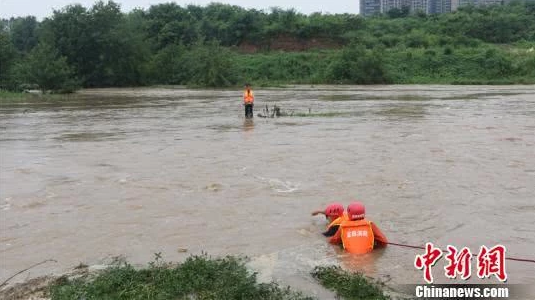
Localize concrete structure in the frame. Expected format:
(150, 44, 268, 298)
(410, 0, 430, 12)
(456, 0, 506, 10)
(428, 0, 442, 13)
(360, 0, 527, 16)
(450, 0, 460, 11)
(475, 0, 505, 6)
(381, 0, 410, 13)
(360, 0, 382, 16)
(428, 0, 453, 13)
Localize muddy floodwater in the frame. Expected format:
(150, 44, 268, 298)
(1, 85, 535, 295)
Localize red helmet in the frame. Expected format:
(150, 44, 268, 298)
(325, 203, 344, 219)
(347, 202, 365, 220)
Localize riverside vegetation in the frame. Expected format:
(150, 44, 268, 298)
(1, 1, 534, 93)
(0, 255, 391, 300)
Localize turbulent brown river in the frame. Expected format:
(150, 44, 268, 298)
(1, 85, 534, 296)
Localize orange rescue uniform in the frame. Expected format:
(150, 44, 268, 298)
(325, 212, 348, 244)
(340, 218, 388, 254)
(243, 89, 254, 104)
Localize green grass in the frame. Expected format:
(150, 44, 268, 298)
(0, 90, 71, 104)
(234, 46, 535, 86)
(311, 266, 390, 300)
(0, 90, 28, 100)
(0, 90, 45, 104)
(49, 254, 313, 300)
(46, 255, 394, 300)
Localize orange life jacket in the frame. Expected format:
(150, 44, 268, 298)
(340, 218, 375, 254)
(326, 212, 348, 244)
(243, 89, 254, 104)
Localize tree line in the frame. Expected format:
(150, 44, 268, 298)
(1, 1, 534, 92)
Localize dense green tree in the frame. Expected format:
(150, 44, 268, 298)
(182, 40, 239, 87)
(39, 4, 92, 83)
(146, 44, 187, 84)
(0, 19, 8, 31)
(90, 7, 150, 86)
(144, 3, 200, 50)
(326, 44, 390, 84)
(0, 31, 18, 89)
(17, 43, 78, 93)
(8, 16, 39, 53)
(40, 1, 150, 87)
(2, 0, 535, 89)
(387, 6, 411, 18)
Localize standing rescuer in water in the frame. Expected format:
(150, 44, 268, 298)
(243, 83, 254, 118)
(323, 201, 388, 254)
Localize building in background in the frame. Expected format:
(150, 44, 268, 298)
(456, 0, 473, 8)
(360, 0, 382, 16)
(410, 0, 430, 12)
(450, 0, 460, 11)
(359, 0, 528, 16)
(427, 0, 453, 14)
(381, 0, 410, 13)
(474, 0, 506, 6)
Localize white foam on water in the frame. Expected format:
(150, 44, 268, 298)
(1, 198, 11, 211)
(247, 252, 278, 283)
(252, 175, 300, 193)
(268, 178, 299, 193)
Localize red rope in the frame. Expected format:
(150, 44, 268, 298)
(386, 242, 425, 250)
(386, 242, 535, 264)
(505, 257, 535, 263)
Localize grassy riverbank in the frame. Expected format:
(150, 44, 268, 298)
(0, 90, 29, 100)
(1, 255, 392, 300)
(0, 90, 74, 105)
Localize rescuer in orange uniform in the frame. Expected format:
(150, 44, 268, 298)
(312, 203, 348, 244)
(324, 202, 388, 254)
(243, 83, 254, 118)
